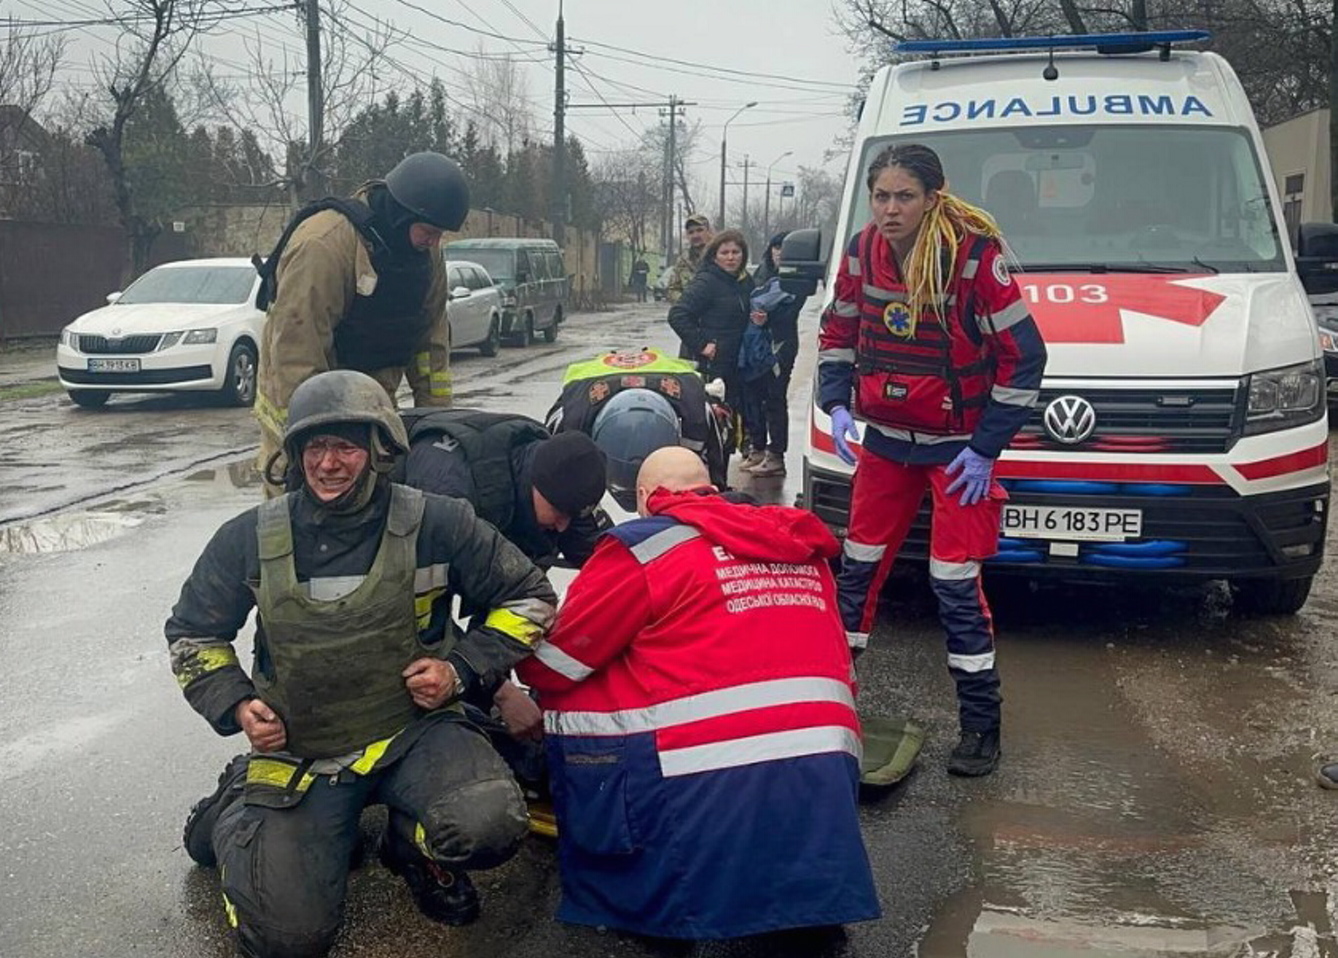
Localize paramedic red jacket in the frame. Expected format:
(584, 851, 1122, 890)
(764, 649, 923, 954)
(515, 489, 877, 939)
(817, 223, 1047, 465)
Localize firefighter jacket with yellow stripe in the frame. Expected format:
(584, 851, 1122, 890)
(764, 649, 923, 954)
(166, 481, 556, 802)
(255, 184, 453, 451)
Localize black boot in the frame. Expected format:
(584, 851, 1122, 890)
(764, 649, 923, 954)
(182, 753, 249, 866)
(1317, 763, 1338, 789)
(947, 728, 1001, 777)
(379, 834, 481, 926)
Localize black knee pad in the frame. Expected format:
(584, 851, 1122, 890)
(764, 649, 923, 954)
(419, 776, 526, 870)
(237, 920, 339, 958)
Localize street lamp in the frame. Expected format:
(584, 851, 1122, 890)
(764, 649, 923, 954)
(718, 101, 757, 227)
(763, 150, 793, 244)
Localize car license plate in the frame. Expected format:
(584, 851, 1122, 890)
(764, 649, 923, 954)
(1001, 505, 1142, 542)
(87, 358, 140, 373)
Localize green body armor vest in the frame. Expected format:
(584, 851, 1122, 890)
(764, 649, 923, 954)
(251, 485, 444, 759)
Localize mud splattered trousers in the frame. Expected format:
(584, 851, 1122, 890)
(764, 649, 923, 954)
(213, 719, 526, 958)
(836, 451, 1006, 732)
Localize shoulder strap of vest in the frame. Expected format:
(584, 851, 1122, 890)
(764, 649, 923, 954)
(402, 410, 548, 529)
(955, 235, 993, 347)
(257, 495, 295, 560)
(858, 221, 878, 286)
(253, 197, 388, 310)
(386, 484, 426, 539)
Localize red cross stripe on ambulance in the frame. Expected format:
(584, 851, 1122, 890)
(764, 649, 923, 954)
(1017, 274, 1226, 344)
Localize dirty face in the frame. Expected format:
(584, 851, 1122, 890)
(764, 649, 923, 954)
(301, 435, 370, 502)
(714, 241, 745, 274)
(409, 223, 444, 251)
(532, 488, 571, 532)
(870, 165, 937, 250)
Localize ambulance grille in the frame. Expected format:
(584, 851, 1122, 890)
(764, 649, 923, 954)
(1015, 385, 1240, 454)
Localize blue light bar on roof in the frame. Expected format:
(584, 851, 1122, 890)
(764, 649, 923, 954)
(894, 30, 1210, 55)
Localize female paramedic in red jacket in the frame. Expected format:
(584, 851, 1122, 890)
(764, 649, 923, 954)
(816, 142, 1047, 777)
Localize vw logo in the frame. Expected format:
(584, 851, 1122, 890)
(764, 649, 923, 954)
(1043, 395, 1097, 444)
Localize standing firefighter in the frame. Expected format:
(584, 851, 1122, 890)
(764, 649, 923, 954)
(170, 370, 556, 956)
(818, 143, 1047, 777)
(254, 152, 470, 496)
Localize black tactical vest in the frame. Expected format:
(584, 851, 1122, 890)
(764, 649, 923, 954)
(255, 196, 434, 373)
(398, 409, 550, 532)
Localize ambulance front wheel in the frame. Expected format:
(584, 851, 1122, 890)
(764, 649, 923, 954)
(1232, 575, 1313, 616)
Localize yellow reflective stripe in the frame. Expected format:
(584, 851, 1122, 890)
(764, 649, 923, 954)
(221, 871, 238, 928)
(484, 607, 544, 647)
(414, 821, 432, 857)
(348, 735, 397, 775)
(246, 757, 317, 793)
(254, 391, 287, 435)
(415, 351, 432, 375)
(174, 644, 240, 689)
(415, 587, 444, 630)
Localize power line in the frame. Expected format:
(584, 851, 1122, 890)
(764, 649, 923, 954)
(2, 4, 295, 31)
(569, 35, 850, 92)
(383, 0, 545, 48)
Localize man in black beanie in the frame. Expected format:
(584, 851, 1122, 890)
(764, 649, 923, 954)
(398, 408, 610, 764)
(400, 410, 609, 570)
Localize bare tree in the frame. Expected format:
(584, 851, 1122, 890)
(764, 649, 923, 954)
(0, 21, 65, 216)
(84, 0, 217, 274)
(197, 0, 393, 206)
(594, 150, 661, 256)
(464, 48, 535, 156)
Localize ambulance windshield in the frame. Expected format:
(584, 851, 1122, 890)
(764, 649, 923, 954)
(851, 126, 1285, 274)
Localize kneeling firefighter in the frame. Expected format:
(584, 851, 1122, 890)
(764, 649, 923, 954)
(395, 407, 610, 835)
(168, 370, 557, 956)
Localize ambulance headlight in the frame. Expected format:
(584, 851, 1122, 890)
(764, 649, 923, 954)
(1243, 359, 1324, 436)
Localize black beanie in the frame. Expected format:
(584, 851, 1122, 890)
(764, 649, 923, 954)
(531, 432, 608, 517)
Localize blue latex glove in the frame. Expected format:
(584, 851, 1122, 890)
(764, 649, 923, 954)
(945, 447, 994, 506)
(830, 406, 859, 466)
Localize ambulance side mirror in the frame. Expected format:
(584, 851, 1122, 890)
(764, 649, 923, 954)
(777, 228, 826, 297)
(1296, 223, 1338, 296)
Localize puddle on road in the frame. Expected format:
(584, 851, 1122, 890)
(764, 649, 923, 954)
(184, 459, 264, 489)
(0, 499, 163, 554)
(909, 583, 1338, 957)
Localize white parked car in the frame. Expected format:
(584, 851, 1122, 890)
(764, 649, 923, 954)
(445, 258, 503, 356)
(56, 257, 264, 409)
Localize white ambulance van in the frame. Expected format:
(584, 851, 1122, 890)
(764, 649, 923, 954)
(786, 31, 1330, 614)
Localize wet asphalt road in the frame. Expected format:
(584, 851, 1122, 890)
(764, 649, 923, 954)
(2, 301, 1338, 958)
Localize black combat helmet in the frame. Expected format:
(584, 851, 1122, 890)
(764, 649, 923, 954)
(283, 369, 409, 467)
(384, 152, 471, 231)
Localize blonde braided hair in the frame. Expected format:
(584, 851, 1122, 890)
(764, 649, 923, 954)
(868, 144, 1003, 320)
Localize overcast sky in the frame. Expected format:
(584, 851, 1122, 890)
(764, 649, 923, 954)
(31, 0, 863, 204)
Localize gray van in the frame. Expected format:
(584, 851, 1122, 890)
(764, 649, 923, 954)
(444, 238, 568, 346)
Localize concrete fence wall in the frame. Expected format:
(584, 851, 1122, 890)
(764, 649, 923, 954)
(1, 203, 633, 340)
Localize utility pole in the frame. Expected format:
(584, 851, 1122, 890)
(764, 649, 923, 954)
(763, 150, 792, 244)
(303, 0, 326, 201)
(718, 101, 756, 227)
(571, 95, 692, 262)
(549, 1, 566, 246)
(738, 154, 754, 243)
